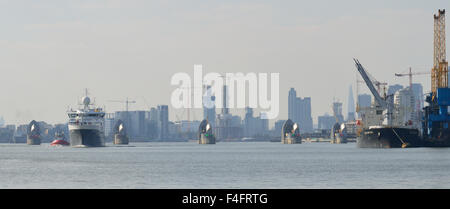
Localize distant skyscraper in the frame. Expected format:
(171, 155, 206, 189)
(318, 113, 335, 130)
(203, 85, 216, 128)
(273, 120, 286, 136)
(104, 113, 115, 138)
(288, 88, 297, 121)
(411, 83, 424, 110)
(288, 88, 313, 133)
(147, 107, 159, 139)
(114, 110, 148, 138)
(332, 101, 344, 123)
(394, 87, 416, 126)
(244, 107, 256, 137)
(347, 85, 355, 121)
(387, 84, 403, 96)
(357, 94, 372, 108)
(243, 107, 269, 137)
(157, 105, 169, 140)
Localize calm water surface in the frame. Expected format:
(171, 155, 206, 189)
(0, 142, 449, 188)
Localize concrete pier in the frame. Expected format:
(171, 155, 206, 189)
(281, 119, 302, 144)
(198, 119, 215, 144)
(27, 120, 41, 145)
(114, 134, 129, 145)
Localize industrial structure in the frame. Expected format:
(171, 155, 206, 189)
(26, 120, 41, 145)
(431, 9, 448, 93)
(422, 9, 450, 146)
(198, 119, 215, 144)
(113, 119, 129, 145)
(281, 119, 302, 144)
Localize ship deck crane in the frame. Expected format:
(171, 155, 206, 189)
(354, 58, 393, 126)
(354, 59, 387, 109)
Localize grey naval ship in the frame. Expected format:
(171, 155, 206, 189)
(67, 92, 105, 147)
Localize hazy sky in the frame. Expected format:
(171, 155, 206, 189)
(0, 0, 449, 125)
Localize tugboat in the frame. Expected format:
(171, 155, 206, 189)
(67, 90, 105, 147)
(50, 131, 70, 146)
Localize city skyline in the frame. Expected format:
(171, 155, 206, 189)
(0, 0, 448, 125)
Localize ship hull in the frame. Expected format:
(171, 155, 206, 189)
(357, 127, 422, 148)
(423, 129, 450, 147)
(70, 129, 105, 147)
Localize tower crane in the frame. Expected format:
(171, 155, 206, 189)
(395, 67, 430, 89)
(108, 98, 137, 127)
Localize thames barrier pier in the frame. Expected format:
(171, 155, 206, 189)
(331, 123, 347, 144)
(198, 119, 215, 144)
(281, 119, 302, 144)
(26, 120, 41, 145)
(113, 120, 129, 145)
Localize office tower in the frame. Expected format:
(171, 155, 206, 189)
(288, 88, 313, 133)
(332, 101, 344, 123)
(273, 120, 286, 136)
(357, 94, 372, 108)
(347, 85, 356, 121)
(387, 84, 403, 96)
(203, 85, 216, 128)
(411, 83, 424, 109)
(318, 113, 336, 130)
(157, 105, 169, 140)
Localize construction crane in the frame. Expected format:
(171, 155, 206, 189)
(431, 9, 449, 93)
(108, 98, 136, 113)
(108, 98, 137, 127)
(395, 67, 430, 89)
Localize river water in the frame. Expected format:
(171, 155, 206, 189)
(0, 142, 449, 188)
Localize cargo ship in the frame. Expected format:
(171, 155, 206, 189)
(67, 90, 105, 147)
(354, 59, 423, 148)
(354, 10, 450, 148)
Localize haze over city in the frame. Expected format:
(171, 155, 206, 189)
(0, 0, 448, 125)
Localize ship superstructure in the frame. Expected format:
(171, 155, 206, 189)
(67, 91, 105, 147)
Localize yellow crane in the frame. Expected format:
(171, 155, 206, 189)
(431, 9, 448, 93)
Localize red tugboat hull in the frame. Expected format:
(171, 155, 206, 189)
(50, 140, 70, 146)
